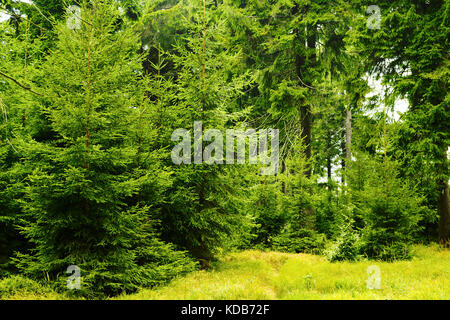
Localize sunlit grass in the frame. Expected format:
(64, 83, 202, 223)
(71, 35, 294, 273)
(1, 291, 68, 300)
(2, 244, 448, 300)
(116, 244, 449, 300)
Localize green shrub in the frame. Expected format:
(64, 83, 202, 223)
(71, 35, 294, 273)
(271, 228, 326, 254)
(346, 154, 430, 261)
(360, 226, 414, 261)
(378, 242, 412, 261)
(0, 275, 53, 299)
(247, 182, 286, 247)
(326, 218, 361, 262)
(358, 172, 426, 261)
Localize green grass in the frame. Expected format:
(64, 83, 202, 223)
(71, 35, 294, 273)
(1, 244, 449, 300)
(0, 275, 67, 300)
(117, 244, 449, 300)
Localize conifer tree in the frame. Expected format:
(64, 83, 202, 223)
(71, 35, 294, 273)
(15, 0, 195, 297)
(153, 0, 252, 263)
(352, 0, 449, 245)
(0, 20, 42, 274)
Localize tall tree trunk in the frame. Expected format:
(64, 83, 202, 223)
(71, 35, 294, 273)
(300, 105, 312, 177)
(295, 23, 315, 178)
(345, 109, 352, 161)
(291, 5, 316, 229)
(198, 0, 208, 261)
(340, 108, 352, 185)
(327, 154, 332, 187)
(84, 11, 92, 216)
(438, 180, 449, 246)
(292, 5, 314, 178)
(326, 130, 332, 191)
(201, 0, 206, 119)
(156, 44, 162, 134)
(437, 147, 449, 247)
(340, 126, 345, 184)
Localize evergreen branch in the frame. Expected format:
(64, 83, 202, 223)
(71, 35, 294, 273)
(0, 5, 50, 32)
(0, 70, 43, 96)
(297, 75, 318, 90)
(30, 3, 53, 25)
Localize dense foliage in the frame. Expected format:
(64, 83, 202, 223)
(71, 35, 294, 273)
(0, 0, 448, 297)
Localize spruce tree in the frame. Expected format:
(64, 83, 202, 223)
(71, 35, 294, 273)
(152, 0, 252, 263)
(0, 20, 41, 275)
(15, 0, 195, 297)
(352, 0, 450, 245)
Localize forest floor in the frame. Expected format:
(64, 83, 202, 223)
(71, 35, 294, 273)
(2, 244, 449, 300)
(116, 244, 449, 300)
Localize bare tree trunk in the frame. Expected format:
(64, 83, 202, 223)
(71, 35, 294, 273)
(340, 109, 352, 185)
(327, 155, 332, 186)
(326, 130, 332, 191)
(295, 23, 315, 178)
(438, 181, 449, 246)
(84, 11, 92, 216)
(341, 126, 345, 184)
(300, 105, 312, 177)
(345, 109, 352, 161)
(437, 146, 449, 246)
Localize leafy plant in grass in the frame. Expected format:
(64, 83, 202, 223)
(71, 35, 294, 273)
(272, 228, 327, 255)
(247, 178, 286, 247)
(269, 140, 326, 254)
(326, 215, 361, 262)
(351, 154, 429, 261)
(0, 275, 54, 299)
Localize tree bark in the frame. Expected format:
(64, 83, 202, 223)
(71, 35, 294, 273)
(437, 153, 449, 246)
(325, 128, 332, 191)
(84, 10, 92, 216)
(340, 109, 352, 185)
(345, 109, 352, 161)
(341, 125, 345, 184)
(295, 22, 315, 178)
(300, 105, 312, 177)
(438, 180, 449, 246)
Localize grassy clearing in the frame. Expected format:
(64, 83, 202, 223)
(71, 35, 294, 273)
(117, 244, 449, 300)
(0, 275, 67, 300)
(1, 244, 448, 300)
